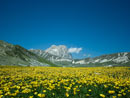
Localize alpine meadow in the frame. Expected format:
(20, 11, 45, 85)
(0, 0, 130, 98)
(0, 66, 130, 98)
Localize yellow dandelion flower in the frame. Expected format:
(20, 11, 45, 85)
(108, 90, 115, 94)
(112, 96, 116, 98)
(86, 94, 90, 96)
(100, 94, 105, 98)
(29, 96, 33, 98)
(0, 90, 3, 95)
(117, 94, 122, 97)
(38, 93, 45, 98)
(65, 92, 69, 97)
(43, 90, 46, 93)
(34, 92, 38, 95)
(88, 89, 92, 92)
(123, 93, 126, 95)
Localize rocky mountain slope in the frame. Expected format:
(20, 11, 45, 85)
(73, 52, 130, 66)
(0, 40, 56, 66)
(30, 45, 73, 65)
(30, 45, 130, 67)
(0, 40, 130, 67)
(45, 45, 72, 59)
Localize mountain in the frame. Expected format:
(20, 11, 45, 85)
(1, 40, 130, 67)
(29, 49, 64, 61)
(30, 45, 73, 66)
(45, 45, 72, 59)
(0, 40, 56, 66)
(30, 45, 130, 67)
(73, 52, 130, 67)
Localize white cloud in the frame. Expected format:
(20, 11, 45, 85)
(68, 47, 82, 54)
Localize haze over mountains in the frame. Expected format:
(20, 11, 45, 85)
(0, 40, 130, 67)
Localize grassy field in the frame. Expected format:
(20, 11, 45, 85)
(0, 66, 130, 98)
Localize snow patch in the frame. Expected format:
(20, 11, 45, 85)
(94, 59, 100, 63)
(100, 59, 109, 63)
(113, 53, 129, 63)
(74, 60, 86, 64)
(55, 59, 72, 62)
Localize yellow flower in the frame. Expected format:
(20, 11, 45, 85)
(77, 89, 80, 92)
(88, 89, 92, 92)
(15, 90, 19, 93)
(100, 94, 105, 98)
(38, 93, 45, 98)
(108, 90, 115, 94)
(16, 86, 20, 89)
(0, 95, 3, 98)
(66, 87, 71, 91)
(123, 93, 126, 95)
(34, 92, 38, 95)
(104, 85, 108, 88)
(86, 94, 90, 96)
(115, 87, 119, 89)
(73, 91, 76, 95)
(112, 96, 116, 98)
(0, 65, 130, 98)
(43, 90, 46, 93)
(117, 94, 122, 97)
(65, 92, 69, 97)
(38, 94, 42, 97)
(0, 90, 3, 95)
(29, 96, 33, 98)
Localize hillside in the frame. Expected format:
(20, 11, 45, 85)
(0, 40, 130, 67)
(73, 52, 130, 67)
(0, 40, 56, 66)
(29, 45, 73, 66)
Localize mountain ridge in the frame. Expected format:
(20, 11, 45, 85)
(73, 52, 130, 66)
(30, 47, 130, 66)
(45, 45, 72, 59)
(0, 40, 56, 66)
(0, 40, 130, 67)
(29, 47, 73, 66)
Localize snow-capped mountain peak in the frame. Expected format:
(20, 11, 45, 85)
(29, 45, 130, 67)
(45, 45, 72, 59)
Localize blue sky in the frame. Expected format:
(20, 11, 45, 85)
(0, 0, 130, 58)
